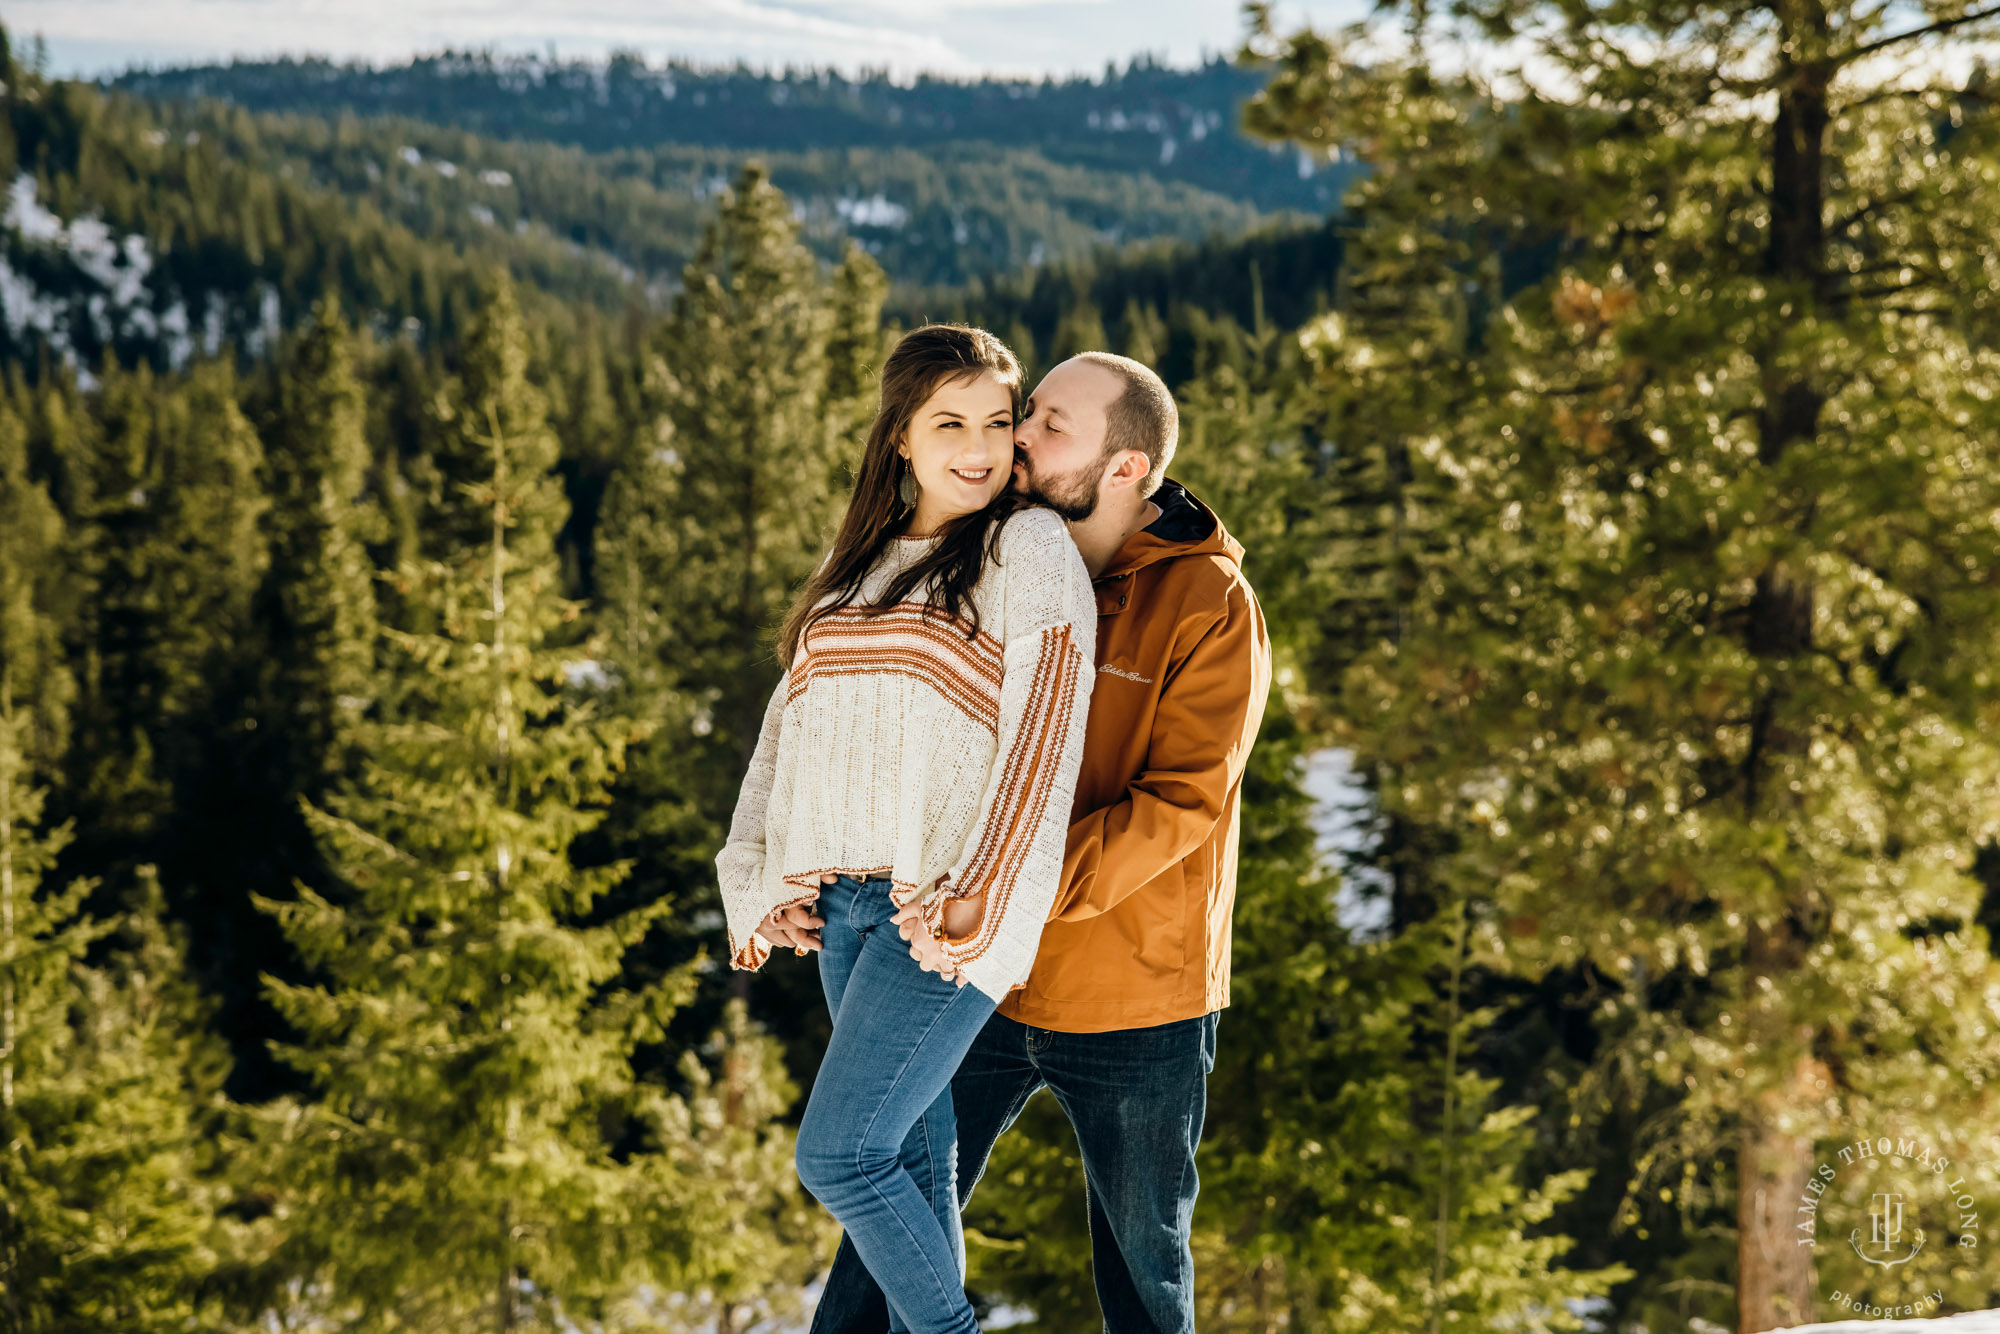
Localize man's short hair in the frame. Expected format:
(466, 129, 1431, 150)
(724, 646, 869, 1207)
(1072, 351, 1177, 499)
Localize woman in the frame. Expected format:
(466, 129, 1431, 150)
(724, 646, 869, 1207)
(715, 324, 1095, 1334)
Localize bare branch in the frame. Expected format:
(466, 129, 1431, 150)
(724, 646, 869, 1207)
(1826, 187, 1925, 237)
(1832, 86, 1946, 113)
(1837, 1, 2000, 65)
(1838, 280, 1943, 300)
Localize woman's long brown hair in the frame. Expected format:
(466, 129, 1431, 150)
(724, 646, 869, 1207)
(778, 324, 1033, 668)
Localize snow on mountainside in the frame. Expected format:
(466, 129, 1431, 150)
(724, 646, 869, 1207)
(0, 173, 276, 384)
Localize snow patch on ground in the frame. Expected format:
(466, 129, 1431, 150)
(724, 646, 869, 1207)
(1781, 1313, 2000, 1333)
(1304, 747, 1393, 937)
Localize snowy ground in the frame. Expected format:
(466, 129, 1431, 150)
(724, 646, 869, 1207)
(1780, 1311, 2000, 1332)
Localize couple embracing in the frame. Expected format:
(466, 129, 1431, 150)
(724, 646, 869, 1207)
(717, 324, 1271, 1334)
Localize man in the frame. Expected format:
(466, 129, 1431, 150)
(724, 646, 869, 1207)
(797, 350, 1272, 1334)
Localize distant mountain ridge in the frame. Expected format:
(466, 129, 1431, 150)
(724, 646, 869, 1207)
(127, 98, 1279, 289)
(108, 52, 1360, 217)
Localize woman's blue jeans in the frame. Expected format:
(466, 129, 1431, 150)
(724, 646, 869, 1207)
(796, 874, 997, 1334)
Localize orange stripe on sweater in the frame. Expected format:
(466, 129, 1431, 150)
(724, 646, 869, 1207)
(944, 625, 1083, 968)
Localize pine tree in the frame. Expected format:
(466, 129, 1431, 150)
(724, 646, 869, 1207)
(1245, 6, 2000, 1328)
(962, 718, 1629, 1332)
(1003, 319, 1040, 385)
(601, 167, 880, 777)
(545, 308, 628, 601)
(251, 276, 809, 1332)
(55, 361, 270, 856)
(1198, 718, 1632, 1333)
(0, 407, 220, 1333)
(255, 274, 638, 1326)
(1116, 299, 1168, 367)
(259, 295, 380, 788)
(38, 360, 279, 1096)
(1049, 296, 1109, 361)
(824, 243, 891, 418)
(593, 170, 884, 1023)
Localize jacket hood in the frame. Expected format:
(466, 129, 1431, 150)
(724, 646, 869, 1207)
(1097, 477, 1244, 581)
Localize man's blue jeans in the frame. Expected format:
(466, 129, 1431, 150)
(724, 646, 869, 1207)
(797, 874, 998, 1334)
(807, 1006, 1220, 1334)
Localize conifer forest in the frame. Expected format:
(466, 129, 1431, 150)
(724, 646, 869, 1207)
(0, 3, 1998, 1330)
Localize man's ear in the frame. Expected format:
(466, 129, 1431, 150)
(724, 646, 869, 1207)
(1107, 449, 1151, 490)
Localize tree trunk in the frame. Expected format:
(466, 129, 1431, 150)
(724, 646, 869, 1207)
(1737, 1098, 1818, 1330)
(0, 676, 17, 1333)
(1, 676, 14, 1114)
(1738, 5, 1833, 1323)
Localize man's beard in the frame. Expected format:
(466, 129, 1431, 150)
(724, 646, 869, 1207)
(1015, 451, 1104, 522)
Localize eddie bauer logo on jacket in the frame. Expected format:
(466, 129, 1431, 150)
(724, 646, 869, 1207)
(1099, 663, 1152, 683)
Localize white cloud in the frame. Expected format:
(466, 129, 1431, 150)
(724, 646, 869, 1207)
(29, 0, 1370, 80)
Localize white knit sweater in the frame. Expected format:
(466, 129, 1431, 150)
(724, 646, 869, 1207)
(716, 505, 1096, 1002)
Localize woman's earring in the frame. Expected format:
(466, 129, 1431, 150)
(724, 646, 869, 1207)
(897, 465, 918, 511)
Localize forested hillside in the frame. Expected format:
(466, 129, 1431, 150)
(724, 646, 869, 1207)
(99, 51, 1367, 290)
(0, 59, 1347, 387)
(127, 97, 1275, 289)
(0, 72, 613, 382)
(111, 52, 1356, 210)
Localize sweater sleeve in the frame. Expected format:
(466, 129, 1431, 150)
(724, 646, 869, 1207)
(716, 665, 795, 972)
(921, 509, 1096, 997)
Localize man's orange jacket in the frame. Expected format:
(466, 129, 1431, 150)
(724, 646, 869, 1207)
(997, 478, 1272, 1034)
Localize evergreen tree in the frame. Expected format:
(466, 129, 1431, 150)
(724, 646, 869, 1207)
(546, 308, 628, 601)
(824, 243, 891, 416)
(1003, 319, 1040, 385)
(250, 277, 807, 1331)
(593, 169, 883, 1042)
(1201, 719, 1632, 1332)
(1245, 5, 2000, 1328)
(1116, 299, 1169, 367)
(172, 296, 391, 1101)
(601, 166, 880, 778)
(38, 361, 279, 1096)
(0, 408, 220, 1333)
(963, 712, 1629, 1333)
(260, 295, 380, 787)
(1048, 295, 1109, 362)
(55, 362, 269, 858)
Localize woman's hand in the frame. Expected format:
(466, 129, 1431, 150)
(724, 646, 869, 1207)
(908, 928, 964, 986)
(890, 897, 968, 988)
(759, 901, 825, 954)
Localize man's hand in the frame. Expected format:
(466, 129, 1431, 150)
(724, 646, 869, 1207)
(759, 901, 825, 954)
(895, 893, 982, 943)
(939, 894, 983, 941)
(889, 900, 967, 987)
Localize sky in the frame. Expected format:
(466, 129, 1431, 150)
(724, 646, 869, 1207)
(23, 0, 1373, 82)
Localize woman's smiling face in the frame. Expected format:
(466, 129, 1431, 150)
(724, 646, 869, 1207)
(899, 370, 1016, 532)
